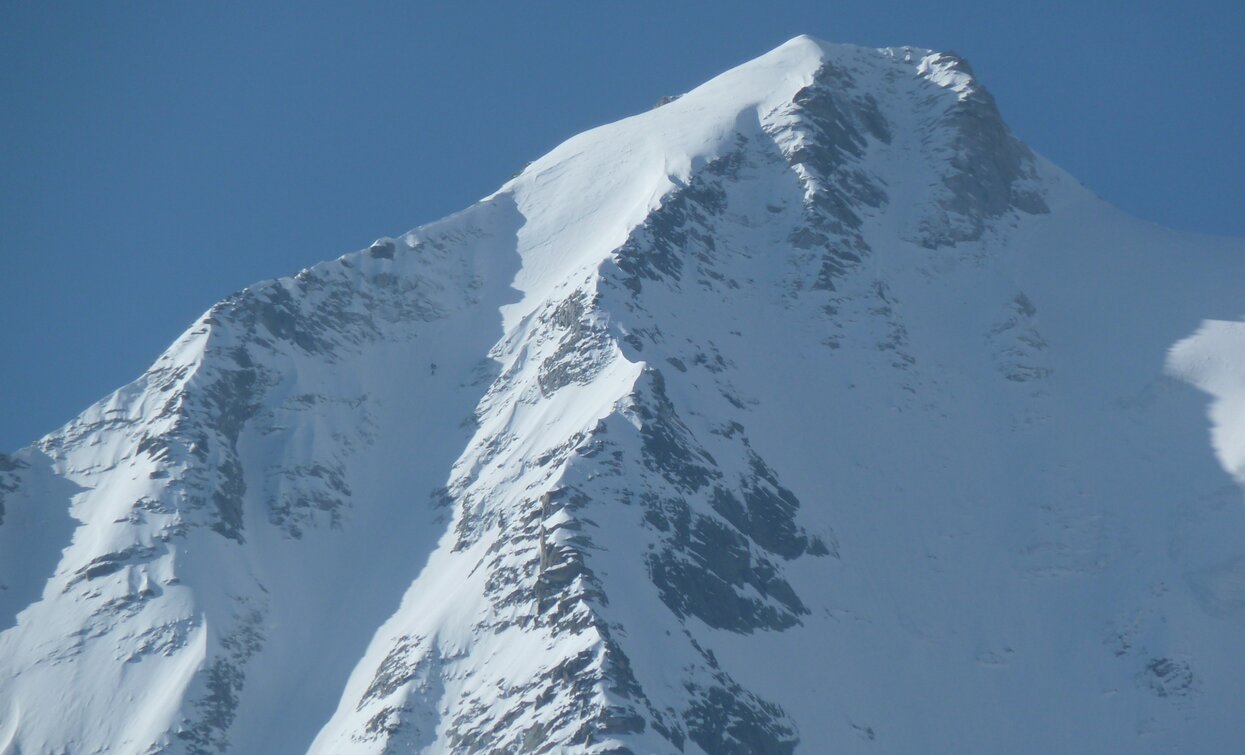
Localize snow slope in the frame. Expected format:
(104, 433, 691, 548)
(1, 35, 1243, 753)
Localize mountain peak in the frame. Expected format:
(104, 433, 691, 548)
(502, 34, 1046, 305)
(753, 35, 985, 98)
(1, 36, 1241, 755)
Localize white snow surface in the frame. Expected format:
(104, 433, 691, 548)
(1169, 321, 1245, 485)
(1, 35, 1244, 753)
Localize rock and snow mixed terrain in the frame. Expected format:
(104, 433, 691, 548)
(2, 35, 1243, 753)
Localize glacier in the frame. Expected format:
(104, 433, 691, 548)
(1, 35, 1243, 753)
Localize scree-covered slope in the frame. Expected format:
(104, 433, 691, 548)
(2, 36, 1243, 754)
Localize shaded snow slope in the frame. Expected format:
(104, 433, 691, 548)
(2, 35, 1243, 753)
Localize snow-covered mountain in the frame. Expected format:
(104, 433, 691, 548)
(2, 35, 1243, 753)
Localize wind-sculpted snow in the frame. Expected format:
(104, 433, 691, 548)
(1169, 320, 1245, 486)
(3, 35, 1245, 754)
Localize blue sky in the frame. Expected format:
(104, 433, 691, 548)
(2, 1, 1242, 451)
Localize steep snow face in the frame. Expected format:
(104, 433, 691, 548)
(2, 35, 1244, 754)
(0, 196, 528, 754)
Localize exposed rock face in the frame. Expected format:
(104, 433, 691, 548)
(1, 36, 1243, 754)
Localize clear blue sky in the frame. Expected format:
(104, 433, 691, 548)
(2, 1, 1242, 451)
